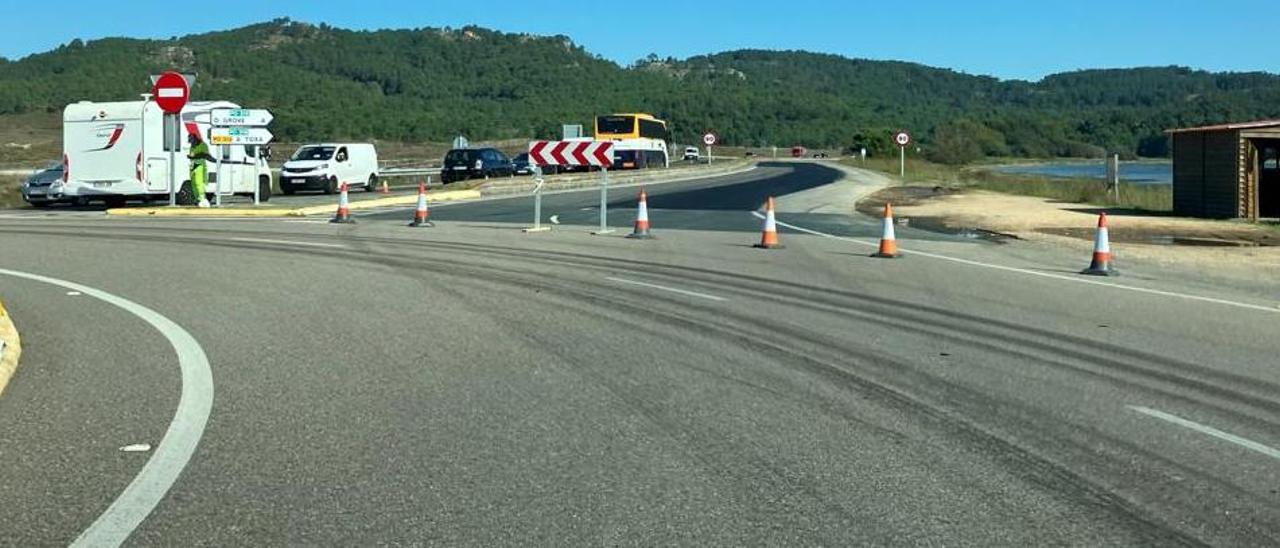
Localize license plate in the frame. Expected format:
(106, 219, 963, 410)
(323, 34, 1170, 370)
(451, 166, 466, 170)
(292, 179, 306, 184)
(27, 190, 46, 197)
(92, 181, 112, 188)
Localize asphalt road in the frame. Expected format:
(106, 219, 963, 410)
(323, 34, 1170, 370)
(0, 162, 1277, 546)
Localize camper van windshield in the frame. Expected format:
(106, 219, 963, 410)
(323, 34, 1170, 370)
(292, 146, 336, 161)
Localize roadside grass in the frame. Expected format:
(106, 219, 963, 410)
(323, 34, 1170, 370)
(0, 174, 29, 208)
(843, 156, 1172, 212)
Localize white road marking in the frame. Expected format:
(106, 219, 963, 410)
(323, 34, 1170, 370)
(606, 276, 728, 302)
(755, 212, 1280, 314)
(1128, 405, 1280, 461)
(119, 444, 153, 453)
(230, 237, 347, 249)
(66, 291, 82, 296)
(0, 268, 213, 548)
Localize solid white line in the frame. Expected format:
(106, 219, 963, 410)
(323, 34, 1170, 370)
(606, 276, 728, 302)
(230, 237, 347, 249)
(753, 211, 1280, 314)
(1128, 405, 1280, 461)
(0, 268, 213, 548)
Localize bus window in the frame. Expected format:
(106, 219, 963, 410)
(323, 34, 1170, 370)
(639, 119, 668, 140)
(597, 115, 636, 136)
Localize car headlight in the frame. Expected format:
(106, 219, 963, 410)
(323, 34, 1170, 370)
(318, 163, 329, 170)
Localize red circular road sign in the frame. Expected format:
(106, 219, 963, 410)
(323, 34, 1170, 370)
(894, 130, 912, 147)
(703, 132, 718, 146)
(152, 71, 189, 114)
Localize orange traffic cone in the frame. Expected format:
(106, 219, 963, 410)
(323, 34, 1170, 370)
(626, 188, 654, 239)
(754, 197, 783, 249)
(330, 183, 355, 224)
(380, 179, 391, 194)
(409, 182, 432, 227)
(871, 203, 899, 258)
(1081, 212, 1115, 276)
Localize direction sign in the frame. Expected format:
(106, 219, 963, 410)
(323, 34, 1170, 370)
(210, 127, 274, 146)
(152, 71, 189, 114)
(211, 108, 273, 127)
(703, 132, 718, 146)
(529, 140, 614, 167)
(894, 130, 912, 147)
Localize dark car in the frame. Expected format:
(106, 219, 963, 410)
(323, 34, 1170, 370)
(441, 147, 514, 184)
(511, 153, 559, 176)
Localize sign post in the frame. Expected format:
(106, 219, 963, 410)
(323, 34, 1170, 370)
(210, 109, 274, 205)
(894, 130, 912, 179)
(528, 140, 615, 233)
(703, 132, 718, 165)
(152, 71, 190, 206)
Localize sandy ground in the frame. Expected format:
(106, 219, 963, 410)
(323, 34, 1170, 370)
(866, 186, 1280, 284)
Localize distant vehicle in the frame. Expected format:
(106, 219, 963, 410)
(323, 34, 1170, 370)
(812, 152, 829, 159)
(683, 146, 701, 161)
(62, 99, 273, 206)
(594, 113, 670, 169)
(21, 162, 83, 207)
(442, 147, 514, 183)
(744, 151, 758, 158)
(791, 146, 807, 158)
(512, 152, 558, 176)
(280, 143, 379, 195)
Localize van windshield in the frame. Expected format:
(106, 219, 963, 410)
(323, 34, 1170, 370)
(292, 146, 336, 161)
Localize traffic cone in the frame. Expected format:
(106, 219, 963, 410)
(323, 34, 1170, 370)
(380, 180, 391, 194)
(871, 203, 899, 258)
(754, 197, 783, 249)
(626, 188, 654, 239)
(408, 182, 433, 227)
(1081, 212, 1115, 276)
(330, 183, 355, 224)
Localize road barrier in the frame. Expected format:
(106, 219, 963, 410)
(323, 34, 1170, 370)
(331, 183, 355, 224)
(754, 197, 783, 249)
(626, 188, 654, 239)
(409, 183, 433, 227)
(872, 203, 900, 258)
(1082, 213, 1115, 276)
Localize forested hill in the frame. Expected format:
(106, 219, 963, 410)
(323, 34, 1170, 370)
(2, 19, 1279, 162)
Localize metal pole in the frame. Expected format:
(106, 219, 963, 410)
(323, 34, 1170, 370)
(595, 167, 613, 234)
(253, 145, 261, 205)
(168, 114, 177, 206)
(899, 147, 905, 179)
(707, 145, 713, 165)
(533, 176, 543, 230)
(214, 145, 223, 207)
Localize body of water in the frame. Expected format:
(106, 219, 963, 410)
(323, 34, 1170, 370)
(993, 161, 1171, 185)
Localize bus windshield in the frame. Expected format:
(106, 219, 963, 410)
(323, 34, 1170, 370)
(291, 146, 336, 161)
(596, 116, 636, 135)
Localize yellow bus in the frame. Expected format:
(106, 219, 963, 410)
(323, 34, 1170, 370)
(594, 113, 670, 169)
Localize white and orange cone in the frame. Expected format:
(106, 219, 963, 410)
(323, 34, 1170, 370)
(1081, 212, 1115, 276)
(380, 179, 391, 194)
(409, 182, 433, 227)
(626, 188, 654, 239)
(754, 197, 783, 249)
(331, 183, 355, 224)
(871, 203, 899, 258)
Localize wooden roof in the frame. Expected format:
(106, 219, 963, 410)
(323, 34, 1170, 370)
(1166, 120, 1280, 134)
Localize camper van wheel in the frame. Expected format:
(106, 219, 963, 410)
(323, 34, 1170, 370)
(258, 177, 272, 203)
(105, 196, 127, 208)
(71, 196, 91, 207)
(324, 177, 338, 195)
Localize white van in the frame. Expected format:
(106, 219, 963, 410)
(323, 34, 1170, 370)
(62, 99, 273, 205)
(279, 143, 379, 194)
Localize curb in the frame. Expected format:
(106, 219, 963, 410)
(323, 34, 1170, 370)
(477, 161, 755, 197)
(0, 298, 22, 398)
(103, 189, 483, 218)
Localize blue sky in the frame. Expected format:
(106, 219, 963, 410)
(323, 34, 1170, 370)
(2, 0, 1275, 81)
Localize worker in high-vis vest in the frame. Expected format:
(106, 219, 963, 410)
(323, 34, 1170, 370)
(187, 132, 215, 208)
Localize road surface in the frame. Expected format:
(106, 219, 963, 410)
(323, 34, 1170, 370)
(0, 162, 1276, 545)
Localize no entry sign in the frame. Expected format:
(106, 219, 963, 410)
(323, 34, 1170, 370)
(529, 140, 614, 167)
(152, 71, 189, 114)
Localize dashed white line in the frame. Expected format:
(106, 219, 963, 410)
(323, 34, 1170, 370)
(230, 237, 348, 249)
(754, 211, 1279, 314)
(606, 276, 728, 302)
(1128, 405, 1280, 461)
(0, 268, 213, 548)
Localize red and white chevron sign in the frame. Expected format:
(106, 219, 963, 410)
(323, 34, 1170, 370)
(528, 140, 614, 167)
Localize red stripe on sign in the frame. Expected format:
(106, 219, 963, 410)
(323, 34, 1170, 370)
(571, 142, 590, 165)
(551, 141, 570, 165)
(593, 142, 613, 167)
(529, 141, 549, 164)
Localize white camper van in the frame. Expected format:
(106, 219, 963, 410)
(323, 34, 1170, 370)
(62, 99, 273, 205)
(279, 143, 379, 194)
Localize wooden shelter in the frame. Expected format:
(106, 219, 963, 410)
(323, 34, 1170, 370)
(1168, 120, 1280, 220)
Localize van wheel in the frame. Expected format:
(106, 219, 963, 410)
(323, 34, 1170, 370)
(258, 177, 272, 203)
(366, 175, 379, 192)
(324, 176, 337, 195)
(176, 181, 196, 205)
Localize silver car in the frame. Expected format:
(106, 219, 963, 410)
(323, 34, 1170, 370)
(21, 162, 85, 207)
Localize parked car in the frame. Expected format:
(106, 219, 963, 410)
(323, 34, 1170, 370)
(791, 146, 807, 158)
(512, 152, 559, 176)
(683, 146, 700, 161)
(442, 147, 514, 184)
(21, 162, 85, 207)
(812, 152, 829, 159)
(279, 143, 379, 195)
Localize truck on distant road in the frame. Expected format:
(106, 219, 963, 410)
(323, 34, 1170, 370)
(62, 99, 273, 206)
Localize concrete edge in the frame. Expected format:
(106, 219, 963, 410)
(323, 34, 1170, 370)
(0, 298, 23, 398)
(477, 160, 756, 197)
(104, 189, 484, 218)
